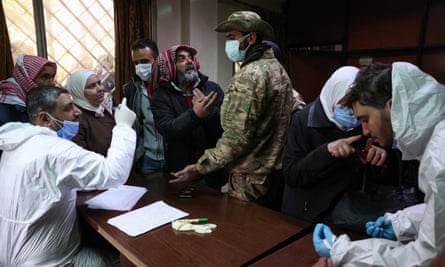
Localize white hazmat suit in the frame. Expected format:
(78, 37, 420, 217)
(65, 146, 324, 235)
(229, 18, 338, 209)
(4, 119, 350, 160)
(331, 62, 445, 266)
(0, 122, 136, 266)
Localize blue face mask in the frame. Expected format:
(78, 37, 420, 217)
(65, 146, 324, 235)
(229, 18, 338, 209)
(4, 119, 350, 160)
(135, 63, 152, 81)
(46, 113, 80, 140)
(225, 34, 250, 62)
(332, 105, 361, 129)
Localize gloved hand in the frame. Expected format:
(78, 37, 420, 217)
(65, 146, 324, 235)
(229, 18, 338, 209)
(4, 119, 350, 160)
(313, 223, 337, 258)
(171, 220, 217, 234)
(114, 98, 136, 127)
(366, 215, 396, 240)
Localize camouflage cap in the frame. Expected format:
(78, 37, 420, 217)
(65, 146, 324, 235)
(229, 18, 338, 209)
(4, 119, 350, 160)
(215, 11, 274, 40)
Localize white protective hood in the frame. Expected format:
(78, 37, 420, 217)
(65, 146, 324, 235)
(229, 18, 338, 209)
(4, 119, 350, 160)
(391, 62, 445, 160)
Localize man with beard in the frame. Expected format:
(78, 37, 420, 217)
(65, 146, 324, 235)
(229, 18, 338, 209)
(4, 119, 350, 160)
(150, 45, 227, 190)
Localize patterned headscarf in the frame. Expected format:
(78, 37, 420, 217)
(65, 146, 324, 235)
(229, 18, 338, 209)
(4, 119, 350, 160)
(0, 54, 57, 105)
(149, 44, 200, 98)
(67, 69, 112, 117)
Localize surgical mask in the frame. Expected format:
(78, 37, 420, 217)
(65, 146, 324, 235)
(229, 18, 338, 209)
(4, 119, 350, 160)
(46, 112, 80, 140)
(225, 34, 250, 62)
(135, 63, 152, 81)
(332, 105, 361, 129)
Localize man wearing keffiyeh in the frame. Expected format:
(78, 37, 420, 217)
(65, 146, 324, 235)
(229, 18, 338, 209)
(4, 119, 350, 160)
(150, 45, 228, 190)
(0, 54, 57, 126)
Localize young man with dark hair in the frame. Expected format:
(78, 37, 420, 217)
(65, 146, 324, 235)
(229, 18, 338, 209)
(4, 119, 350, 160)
(123, 38, 165, 174)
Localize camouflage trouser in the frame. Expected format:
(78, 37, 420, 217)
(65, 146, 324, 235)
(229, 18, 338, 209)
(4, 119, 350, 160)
(228, 170, 284, 211)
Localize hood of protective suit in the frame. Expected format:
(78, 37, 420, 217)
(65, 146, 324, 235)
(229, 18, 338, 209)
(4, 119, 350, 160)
(0, 122, 56, 151)
(391, 62, 445, 160)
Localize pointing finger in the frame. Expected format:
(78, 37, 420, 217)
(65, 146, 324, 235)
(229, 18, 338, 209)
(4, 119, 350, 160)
(344, 134, 362, 145)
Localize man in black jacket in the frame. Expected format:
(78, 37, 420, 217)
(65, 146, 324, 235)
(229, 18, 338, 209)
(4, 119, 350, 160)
(150, 44, 227, 189)
(123, 38, 165, 174)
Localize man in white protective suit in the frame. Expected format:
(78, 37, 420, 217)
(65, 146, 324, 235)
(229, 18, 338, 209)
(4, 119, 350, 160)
(0, 86, 136, 266)
(312, 62, 445, 267)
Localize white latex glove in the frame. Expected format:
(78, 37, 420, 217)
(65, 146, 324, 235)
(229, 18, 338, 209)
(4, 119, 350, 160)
(114, 98, 136, 127)
(171, 220, 217, 234)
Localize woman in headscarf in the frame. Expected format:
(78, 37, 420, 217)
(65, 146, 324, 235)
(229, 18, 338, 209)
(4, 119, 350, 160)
(67, 69, 115, 156)
(0, 54, 57, 126)
(281, 66, 397, 223)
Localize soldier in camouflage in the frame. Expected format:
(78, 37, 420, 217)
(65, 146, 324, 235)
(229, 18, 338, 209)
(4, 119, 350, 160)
(170, 11, 294, 210)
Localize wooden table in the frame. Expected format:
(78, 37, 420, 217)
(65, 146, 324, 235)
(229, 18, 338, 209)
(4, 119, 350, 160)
(250, 225, 368, 267)
(77, 172, 311, 266)
(250, 233, 318, 267)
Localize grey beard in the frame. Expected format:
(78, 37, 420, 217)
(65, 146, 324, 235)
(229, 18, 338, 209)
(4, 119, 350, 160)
(176, 70, 199, 88)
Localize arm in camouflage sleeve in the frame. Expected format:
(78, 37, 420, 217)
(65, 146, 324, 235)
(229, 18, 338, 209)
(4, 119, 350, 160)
(196, 68, 266, 174)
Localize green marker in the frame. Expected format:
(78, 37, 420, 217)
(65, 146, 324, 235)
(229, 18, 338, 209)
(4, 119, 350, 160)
(176, 218, 208, 223)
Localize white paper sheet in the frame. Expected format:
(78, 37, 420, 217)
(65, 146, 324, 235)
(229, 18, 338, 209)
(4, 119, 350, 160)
(84, 185, 147, 211)
(107, 200, 189, 237)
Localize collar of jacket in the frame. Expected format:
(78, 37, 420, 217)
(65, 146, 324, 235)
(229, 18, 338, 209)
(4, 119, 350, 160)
(307, 98, 336, 128)
(241, 44, 273, 68)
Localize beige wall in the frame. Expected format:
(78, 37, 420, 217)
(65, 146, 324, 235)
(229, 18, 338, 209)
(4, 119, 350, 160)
(154, 0, 242, 90)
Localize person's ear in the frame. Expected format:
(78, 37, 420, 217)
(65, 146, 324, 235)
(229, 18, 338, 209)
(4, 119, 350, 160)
(247, 32, 257, 45)
(386, 98, 392, 111)
(36, 111, 52, 128)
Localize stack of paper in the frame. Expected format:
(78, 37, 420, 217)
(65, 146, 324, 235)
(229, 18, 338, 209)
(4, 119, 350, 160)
(84, 185, 147, 211)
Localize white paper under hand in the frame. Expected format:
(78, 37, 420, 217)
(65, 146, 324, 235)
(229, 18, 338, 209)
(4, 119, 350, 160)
(107, 200, 189, 237)
(85, 185, 147, 211)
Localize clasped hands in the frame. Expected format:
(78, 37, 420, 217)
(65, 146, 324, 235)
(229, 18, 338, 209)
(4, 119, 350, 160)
(327, 135, 387, 166)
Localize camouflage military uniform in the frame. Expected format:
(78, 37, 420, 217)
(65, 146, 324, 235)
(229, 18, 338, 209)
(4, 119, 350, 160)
(196, 48, 293, 206)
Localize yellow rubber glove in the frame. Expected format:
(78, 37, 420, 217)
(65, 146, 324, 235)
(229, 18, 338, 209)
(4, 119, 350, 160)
(171, 220, 217, 234)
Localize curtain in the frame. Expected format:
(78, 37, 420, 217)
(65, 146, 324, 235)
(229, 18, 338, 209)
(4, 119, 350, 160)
(114, 0, 153, 103)
(0, 0, 14, 80)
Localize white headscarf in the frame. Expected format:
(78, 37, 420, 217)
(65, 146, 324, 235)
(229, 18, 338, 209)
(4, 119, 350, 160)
(319, 66, 359, 128)
(67, 69, 111, 117)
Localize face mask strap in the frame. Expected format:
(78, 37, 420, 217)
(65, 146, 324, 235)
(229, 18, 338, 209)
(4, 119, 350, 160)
(46, 112, 64, 129)
(240, 33, 251, 42)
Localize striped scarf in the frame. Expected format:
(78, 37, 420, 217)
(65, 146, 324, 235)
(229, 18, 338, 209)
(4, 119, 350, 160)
(149, 44, 200, 98)
(0, 54, 57, 105)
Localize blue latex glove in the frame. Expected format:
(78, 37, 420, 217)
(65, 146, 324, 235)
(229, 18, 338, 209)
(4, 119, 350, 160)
(313, 223, 337, 258)
(365, 215, 396, 240)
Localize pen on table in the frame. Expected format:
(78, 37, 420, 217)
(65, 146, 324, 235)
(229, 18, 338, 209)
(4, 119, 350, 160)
(175, 218, 208, 223)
